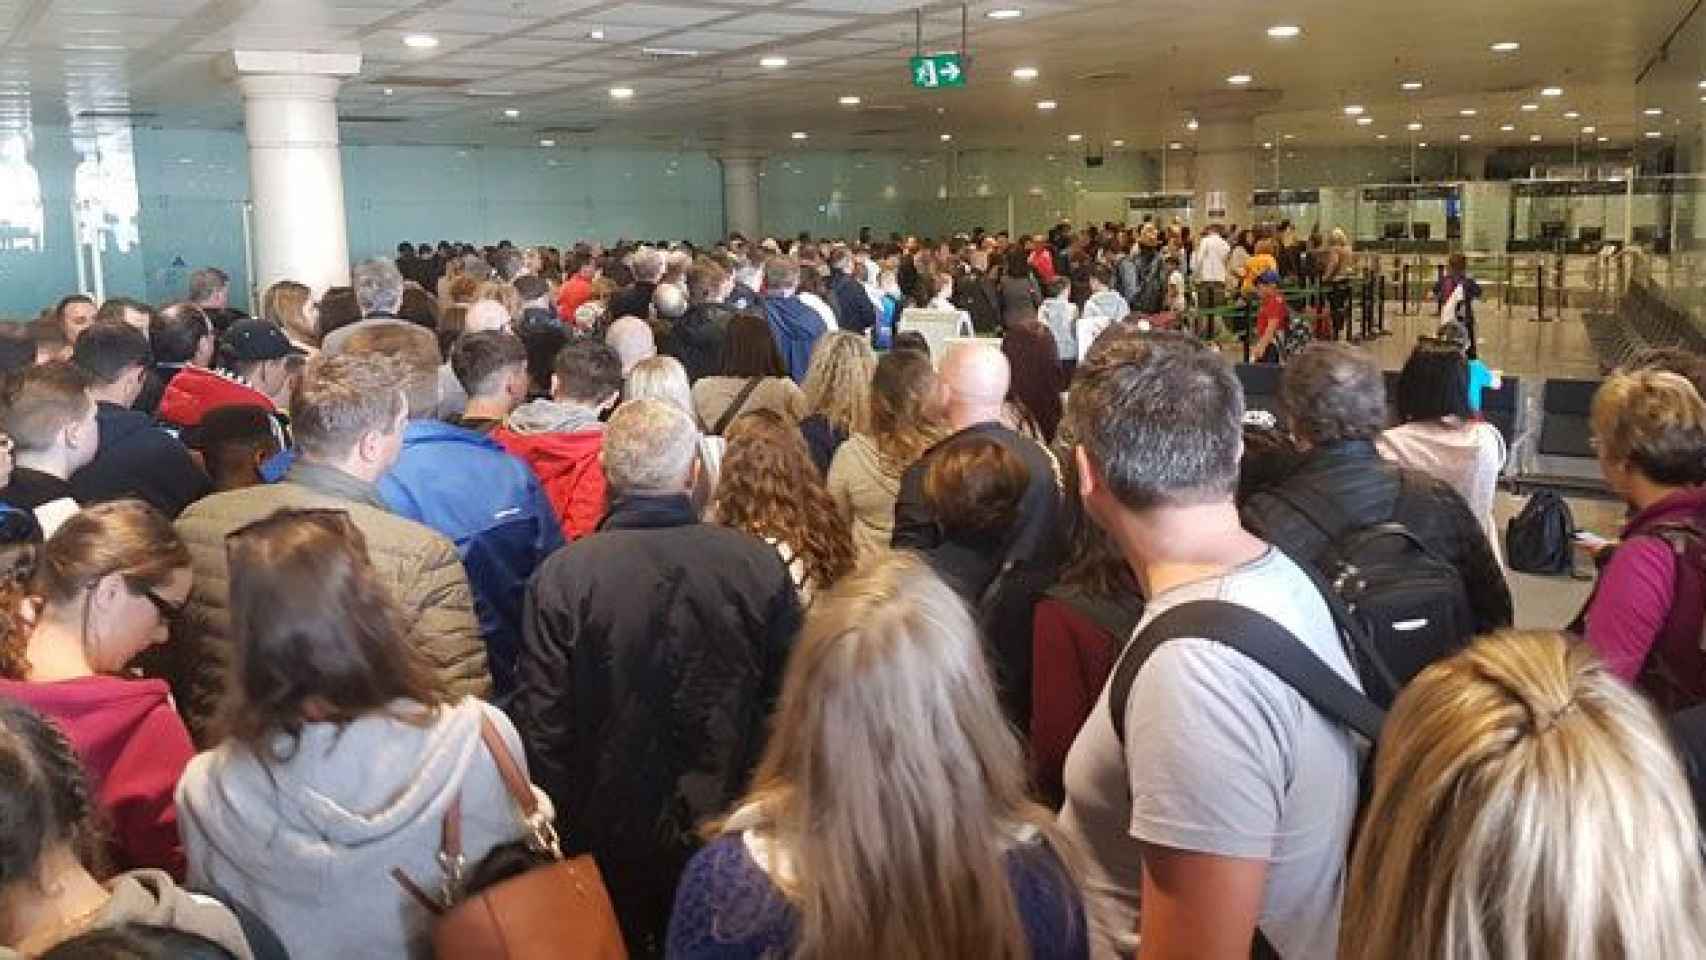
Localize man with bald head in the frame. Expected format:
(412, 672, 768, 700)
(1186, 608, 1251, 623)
(891, 340, 1063, 570)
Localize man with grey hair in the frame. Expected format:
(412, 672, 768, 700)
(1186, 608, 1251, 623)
(605, 315, 657, 376)
(609, 245, 664, 320)
(516, 397, 802, 954)
(187, 265, 248, 334)
(353, 257, 406, 319)
(759, 255, 826, 382)
(1242, 341, 1510, 631)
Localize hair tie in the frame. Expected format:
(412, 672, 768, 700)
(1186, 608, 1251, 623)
(1536, 698, 1578, 734)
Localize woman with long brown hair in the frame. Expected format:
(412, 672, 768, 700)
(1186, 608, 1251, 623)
(826, 349, 942, 559)
(0, 500, 194, 878)
(667, 552, 1090, 959)
(260, 280, 319, 354)
(174, 508, 542, 960)
(1001, 319, 1065, 443)
(712, 409, 854, 605)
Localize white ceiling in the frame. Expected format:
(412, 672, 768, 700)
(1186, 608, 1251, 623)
(0, 0, 1699, 154)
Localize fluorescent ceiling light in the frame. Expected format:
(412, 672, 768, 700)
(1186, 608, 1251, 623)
(940, 133, 953, 141)
(1490, 41, 1520, 52)
(1267, 24, 1301, 38)
(502, 108, 520, 118)
(1644, 107, 1663, 116)
(1459, 133, 1472, 141)
(643, 47, 699, 58)
(382, 87, 394, 96)
(838, 95, 861, 106)
(538, 138, 555, 147)
(1563, 110, 1580, 119)
(1185, 118, 1199, 130)
(1520, 103, 1539, 111)
(1499, 123, 1514, 131)
(1541, 86, 1563, 97)
(588, 29, 605, 40)
(1168, 141, 1183, 149)
(1407, 122, 1424, 131)
(609, 86, 634, 99)
(402, 33, 438, 49)
(1401, 80, 1423, 91)
(791, 131, 809, 140)
(1261, 141, 1273, 148)
(1529, 134, 1542, 142)
(1227, 74, 1252, 85)
(1282, 133, 1295, 140)
(1011, 67, 1038, 80)
(1419, 141, 1429, 147)
(1581, 125, 1596, 134)
(1376, 133, 1389, 140)
(1343, 104, 1364, 116)
(1458, 108, 1477, 116)
(1110, 139, 1125, 147)
(1067, 132, 1083, 141)
(1597, 136, 1609, 142)
(1356, 117, 1373, 126)
(986, 7, 1024, 19)
(1036, 100, 1057, 110)
(1645, 131, 1662, 139)
(759, 56, 788, 68)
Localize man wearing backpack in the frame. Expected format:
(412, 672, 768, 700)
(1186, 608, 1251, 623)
(1242, 343, 1513, 692)
(1057, 330, 1366, 960)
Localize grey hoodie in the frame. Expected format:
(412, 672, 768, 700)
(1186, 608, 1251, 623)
(504, 398, 605, 436)
(175, 698, 544, 960)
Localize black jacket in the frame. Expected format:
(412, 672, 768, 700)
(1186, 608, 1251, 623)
(1241, 439, 1514, 633)
(892, 422, 1064, 572)
(71, 403, 212, 518)
(1, 467, 75, 512)
(827, 272, 875, 334)
(659, 302, 735, 384)
(608, 281, 657, 322)
(514, 494, 802, 954)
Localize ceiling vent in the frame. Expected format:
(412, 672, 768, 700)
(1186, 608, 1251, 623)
(74, 109, 158, 120)
(853, 127, 904, 137)
(1076, 70, 1136, 84)
(536, 123, 600, 135)
(371, 76, 468, 89)
(339, 114, 407, 123)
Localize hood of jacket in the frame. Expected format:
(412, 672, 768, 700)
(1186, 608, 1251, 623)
(157, 365, 275, 429)
(94, 401, 158, 448)
(93, 869, 254, 960)
(0, 676, 171, 773)
(494, 418, 604, 485)
(504, 398, 605, 436)
(762, 293, 825, 339)
(175, 698, 495, 898)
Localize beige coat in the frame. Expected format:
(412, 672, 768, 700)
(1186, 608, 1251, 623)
(827, 434, 903, 560)
(171, 460, 486, 742)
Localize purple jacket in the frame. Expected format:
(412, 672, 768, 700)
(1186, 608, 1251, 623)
(1584, 486, 1706, 710)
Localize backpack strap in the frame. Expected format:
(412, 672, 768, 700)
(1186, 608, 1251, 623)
(1109, 599, 1385, 746)
(711, 376, 765, 436)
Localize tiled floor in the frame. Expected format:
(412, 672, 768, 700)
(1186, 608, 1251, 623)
(1494, 490, 1624, 631)
(1363, 305, 1603, 379)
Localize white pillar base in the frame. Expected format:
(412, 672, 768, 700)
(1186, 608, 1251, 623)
(717, 153, 764, 241)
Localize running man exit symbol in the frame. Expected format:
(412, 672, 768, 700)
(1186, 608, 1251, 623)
(911, 53, 966, 89)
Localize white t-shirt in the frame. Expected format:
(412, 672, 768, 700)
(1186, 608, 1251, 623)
(1058, 548, 1363, 960)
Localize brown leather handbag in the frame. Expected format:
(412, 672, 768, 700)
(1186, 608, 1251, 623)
(393, 716, 628, 959)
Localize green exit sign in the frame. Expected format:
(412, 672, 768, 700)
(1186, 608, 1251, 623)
(911, 53, 965, 89)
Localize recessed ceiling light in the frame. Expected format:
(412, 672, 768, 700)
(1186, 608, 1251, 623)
(1376, 133, 1389, 140)
(1168, 141, 1184, 150)
(791, 131, 809, 140)
(1267, 24, 1301, 38)
(1261, 141, 1273, 148)
(1282, 133, 1296, 140)
(1067, 132, 1083, 141)
(1407, 121, 1424, 131)
(1541, 86, 1563, 97)
(609, 86, 634, 100)
(1227, 73, 1253, 85)
(503, 108, 520, 118)
(402, 33, 438, 49)
(940, 133, 953, 141)
(1401, 80, 1424, 91)
(1356, 117, 1373, 126)
(1582, 125, 1596, 134)
(588, 29, 605, 40)
(1036, 100, 1057, 110)
(1644, 107, 1663, 116)
(1343, 104, 1364, 116)
(1520, 103, 1539, 111)
(1459, 133, 1473, 141)
(1011, 66, 1039, 80)
(1699, 79, 1706, 89)
(1419, 141, 1429, 147)
(986, 7, 1024, 19)
(1562, 110, 1580, 119)
(538, 138, 555, 147)
(1597, 135, 1609, 142)
(382, 87, 394, 96)
(1185, 118, 1199, 130)
(1499, 123, 1515, 131)
(1110, 139, 1125, 147)
(1645, 130, 1662, 139)
(1490, 41, 1520, 52)
(759, 56, 788, 68)
(1459, 108, 1477, 116)
(1529, 134, 1542, 142)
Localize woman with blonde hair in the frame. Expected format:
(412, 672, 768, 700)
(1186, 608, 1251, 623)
(261, 280, 319, 354)
(1576, 369, 1706, 710)
(1342, 630, 1706, 960)
(827, 349, 942, 558)
(473, 280, 521, 321)
(712, 409, 854, 605)
(797, 330, 875, 474)
(667, 552, 1089, 959)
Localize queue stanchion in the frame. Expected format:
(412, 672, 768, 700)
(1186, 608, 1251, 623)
(1377, 273, 1387, 335)
(1401, 262, 1410, 315)
(1536, 258, 1546, 322)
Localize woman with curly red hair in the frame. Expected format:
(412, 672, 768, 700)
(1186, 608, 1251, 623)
(712, 409, 856, 605)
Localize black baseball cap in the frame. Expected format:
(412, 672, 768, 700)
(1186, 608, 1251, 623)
(222, 318, 305, 363)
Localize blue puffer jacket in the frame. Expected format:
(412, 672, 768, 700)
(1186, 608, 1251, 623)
(762, 293, 828, 383)
(379, 420, 565, 701)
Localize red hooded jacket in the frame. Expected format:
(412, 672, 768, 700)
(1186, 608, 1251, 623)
(0, 675, 193, 877)
(157, 366, 276, 430)
(492, 426, 608, 541)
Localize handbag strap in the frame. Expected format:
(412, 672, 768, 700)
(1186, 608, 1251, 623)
(712, 376, 764, 436)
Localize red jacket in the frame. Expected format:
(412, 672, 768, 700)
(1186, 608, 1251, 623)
(0, 675, 193, 877)
(157, 365, 276, 429)
(1030, 590, 1141, 807)
(1028, 247, 1058, 284)
(557, 275, 595, 321)
(492, 427, 608, 541)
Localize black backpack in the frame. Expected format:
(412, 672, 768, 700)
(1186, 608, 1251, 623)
(1506, 488, 1575, 575)
(1269, 475, 1475, 707)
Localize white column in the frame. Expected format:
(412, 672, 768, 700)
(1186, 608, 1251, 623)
(1193, 119, 1255, 230)
(717, 153, 764, 241)
(222, 51, 361, 296)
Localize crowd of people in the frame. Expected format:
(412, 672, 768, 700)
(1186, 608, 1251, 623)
(0, 227, 1700, 959)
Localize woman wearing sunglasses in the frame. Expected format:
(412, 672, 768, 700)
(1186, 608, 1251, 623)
(0, 498, 196, 879)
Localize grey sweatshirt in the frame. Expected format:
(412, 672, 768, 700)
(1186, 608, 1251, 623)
(175, 698, 545, 960)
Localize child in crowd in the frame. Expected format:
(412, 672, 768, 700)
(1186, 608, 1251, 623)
(1250, 271, 1289, 363)
(1437, 319, 1501, 413)
(1038, 277, 1078, 375)
(1075, 265, 1130, 362)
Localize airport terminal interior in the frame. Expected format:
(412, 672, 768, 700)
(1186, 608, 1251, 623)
(0, 1, 1704, 958)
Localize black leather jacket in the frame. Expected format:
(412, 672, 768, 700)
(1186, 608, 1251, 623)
(1241, 439, 1514, 633)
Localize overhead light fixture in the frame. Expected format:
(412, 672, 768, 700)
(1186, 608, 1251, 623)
(1645, 130, 1662, 139)
(1419, 141, 1429, 147)
(644, 46, 700, 57)
(1541, 86, 1563, 97)
(1582, 125, 1596, 134)
(609, 86, 634, 100)
(1499, 123, 1515, 131)
(1356, 117, 1373, 126)
(986, 7, 1024, 19)
(402, 33, 439, 49)
(1267, 24, 1301, 38)
(502, 108, 520, 118)
(1036, 99, 1057, 110)
(1376, 133, 1389, 140)
(1343, 104, 1364, 116)
(1529, 134, 1543, 142)
(1401, 80, 1424, 91)
(1597, 135, 1609, 142)
(1699, 79, 1706, 88)
(1490, 41, 1520, 52)
(1227, 73, 1253, 85)
(791, 131, 809, 140)
(1067, 132, 1083, 141)
(1110, 139, 1125, 147)
(538, 138, 555, 147)
(588, 29, 605, 40)
(1520, 103, 1539, 112)
(1011, 66, 1038, 80)
(1459, 133, 1472, 141)
(1561, 110, 1580, 120)
(940, 132, 953, 141)
(382, 87, 394, 96)
(1459, 108, 1477, 116)
(838, 95, 861, 106)
(1282, 132, 1295, 140)
(759, 55, 788, 68)
(1644, 107, 1663, 116)
(1168, 141, 1183, 150)
(1185, 118, 1199, 130)
(1407, 121, 1424, 131)
(1261, 140, 1273, 148)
